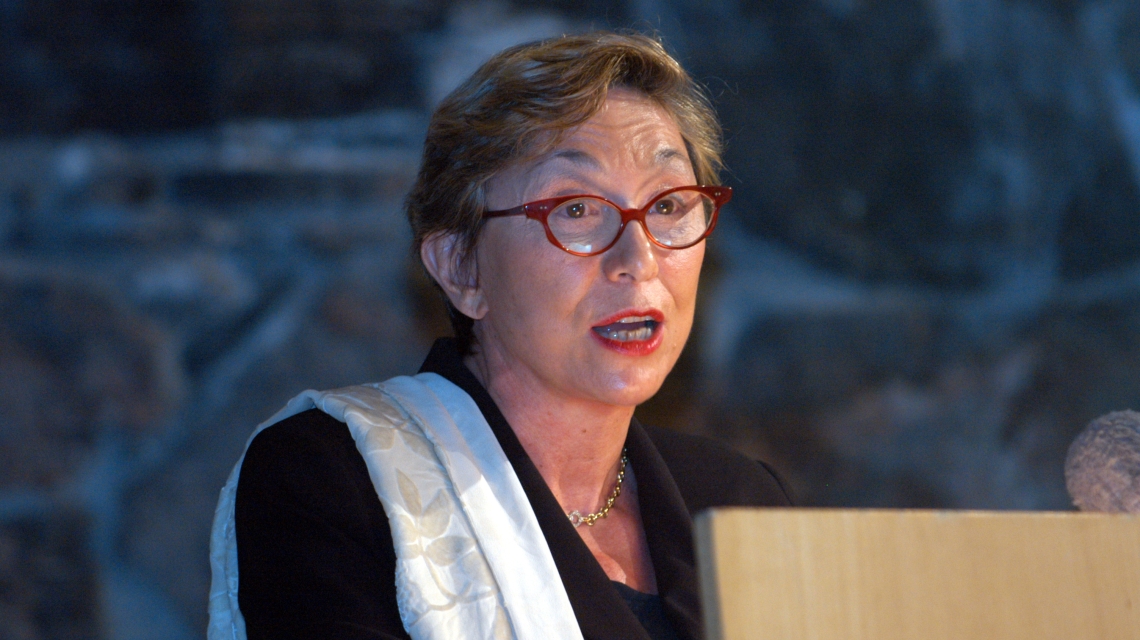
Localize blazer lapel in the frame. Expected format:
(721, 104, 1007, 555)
(625, 419, 703, 640)
(420, 340, 652, 640)
(508, 444, 655, 640)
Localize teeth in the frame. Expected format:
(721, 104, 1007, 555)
(595, 320, 658, 342)
(616, 315, 655, 324)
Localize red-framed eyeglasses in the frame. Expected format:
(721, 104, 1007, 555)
(482, 185, 732, 257)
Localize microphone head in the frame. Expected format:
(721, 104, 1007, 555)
(1065, 410, 1140, 513)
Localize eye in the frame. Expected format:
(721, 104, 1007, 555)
(653, 198, 677, 215)
(553, 198, 606, 220)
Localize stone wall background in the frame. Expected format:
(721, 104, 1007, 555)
(3, 0, 1140, 637)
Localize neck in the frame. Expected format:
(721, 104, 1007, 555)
(464, 343, 632, 514)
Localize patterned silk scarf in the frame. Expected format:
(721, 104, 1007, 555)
(207, 373, 584, 640)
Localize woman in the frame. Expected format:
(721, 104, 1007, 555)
(209, 32, 792, 640)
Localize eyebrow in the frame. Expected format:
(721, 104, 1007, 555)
(656, 147, 686, 162)
(538, 145, 688, 171)
(546, 148, 602, 170)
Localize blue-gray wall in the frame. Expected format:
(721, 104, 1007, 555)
(2, 0, 1139, 636)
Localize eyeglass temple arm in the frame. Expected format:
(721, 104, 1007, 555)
(482, 204, 530, 218)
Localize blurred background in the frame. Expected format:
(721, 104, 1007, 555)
(3, 0, 1140, 636)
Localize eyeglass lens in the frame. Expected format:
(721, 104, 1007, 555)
(547, 189, 715, 254)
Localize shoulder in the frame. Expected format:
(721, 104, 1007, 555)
(245, 408, 355, 460)
(641, 424, 795, 510)
(236, 412, 407, 636)
(238, 408, 380, 521)
(243, 408, 360, 479)
(236, 408, 392, 589)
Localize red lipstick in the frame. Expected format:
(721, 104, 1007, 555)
(590, 309, 665, 356)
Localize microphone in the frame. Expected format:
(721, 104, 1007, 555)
(1065, 410, 1140, 513)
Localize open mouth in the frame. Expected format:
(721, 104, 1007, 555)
(592, 316, 661, 342)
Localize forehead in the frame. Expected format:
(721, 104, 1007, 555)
(565, 88, 684, 145)
(525, 88, 692, 180)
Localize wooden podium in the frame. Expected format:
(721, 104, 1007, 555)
(695, 509, 1140, 640)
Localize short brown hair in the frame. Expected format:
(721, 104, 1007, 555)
(406, 31, 724, 352)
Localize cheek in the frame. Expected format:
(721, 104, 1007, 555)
(478, 225, 590, 325)
(662, 245, 705, 313)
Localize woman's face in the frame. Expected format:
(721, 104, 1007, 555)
(471, 87, 705, 408)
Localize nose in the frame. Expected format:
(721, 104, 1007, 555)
(601, 220, 659, 283)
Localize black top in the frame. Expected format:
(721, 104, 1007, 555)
(612, 582, 680, 640)
(236, 338, 793, 639)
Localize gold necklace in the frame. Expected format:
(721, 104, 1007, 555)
(566, 448, 628, 528)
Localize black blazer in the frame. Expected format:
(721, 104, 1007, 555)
(236, 339, 793, 639)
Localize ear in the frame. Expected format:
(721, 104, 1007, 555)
(420, 232, 488, 320)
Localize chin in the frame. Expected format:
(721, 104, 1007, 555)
(589, 357, 673, 407)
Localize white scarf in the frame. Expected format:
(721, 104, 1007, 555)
(207, 373, 584, 640)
